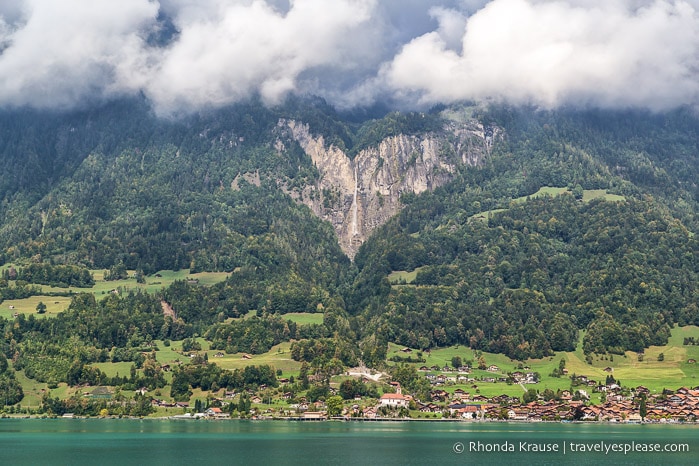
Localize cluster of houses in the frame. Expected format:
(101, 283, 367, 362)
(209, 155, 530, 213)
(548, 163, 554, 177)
(420, 365, 539, 386)
(578, 386, 699, 422)
(412, 385, 699, 423)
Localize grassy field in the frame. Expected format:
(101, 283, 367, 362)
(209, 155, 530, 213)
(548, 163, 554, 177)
(73, 269, 229, 297)
(0, 295, 72, 319)
(470, 186, 626, 222)
(582, 189, 626, 202)
(386, 325, 699, 399)
(1, 269, 229, 318)
(283, 313, 324, 326)
(387, 267, 425, 285)
(206, 342, 302, 376)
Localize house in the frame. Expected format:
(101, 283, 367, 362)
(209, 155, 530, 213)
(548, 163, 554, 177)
(380, 384, 410, 408)
(379, 393, 410, 408)
(603, 367, 614, 373)
(214, 352, 225, 358)
(241, 354, 252, 360)
(302, 411, 326, 420)
(487, 365, 500, 372)
(205, 407, 230, 419)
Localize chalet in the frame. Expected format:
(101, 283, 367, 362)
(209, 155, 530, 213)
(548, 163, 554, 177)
(161, 364, 171, 372)
(419, 403, 441, 413)
(241, 354, 252, 360)
(400, 347, 412, 353)
(302, 411, 326, 420)
(688, 359, 697, 364)
(508, 409, 529, 421)
(206, 407, 230, 419)
(455, 405, 480, 419)
(487, 365, 500, 372)
(251, 396, 262, 404)
(214, 352, 225, 358)
(603, 367, 614, 372)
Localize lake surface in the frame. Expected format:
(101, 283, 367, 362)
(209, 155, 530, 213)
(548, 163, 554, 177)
(0, 419, 697, 465)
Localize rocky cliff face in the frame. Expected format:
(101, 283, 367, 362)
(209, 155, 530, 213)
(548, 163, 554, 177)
(278, 118, 494, 259)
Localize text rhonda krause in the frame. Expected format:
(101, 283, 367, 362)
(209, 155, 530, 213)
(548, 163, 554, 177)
(467, 441, 690, 454)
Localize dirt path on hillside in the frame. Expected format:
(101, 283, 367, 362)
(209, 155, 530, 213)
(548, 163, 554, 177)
(161, 300, 176, 319)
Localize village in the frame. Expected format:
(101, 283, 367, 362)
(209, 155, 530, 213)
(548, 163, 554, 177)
(145, 370, 699, 423)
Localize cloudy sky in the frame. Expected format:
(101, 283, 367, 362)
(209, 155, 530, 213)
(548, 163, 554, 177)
(1, 0, 698, 114)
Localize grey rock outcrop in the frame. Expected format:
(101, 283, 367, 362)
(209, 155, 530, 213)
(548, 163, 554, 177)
(279, 117, 494, 259)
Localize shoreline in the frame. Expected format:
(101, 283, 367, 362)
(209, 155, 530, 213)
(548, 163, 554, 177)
(2, 414, 698, 426)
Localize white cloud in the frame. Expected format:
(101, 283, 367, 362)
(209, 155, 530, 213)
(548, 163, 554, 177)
(0, 0, 158, 108)
(145, 0, 376, 114)
(382, 0, 699, 110)
(1, 0, 699, 112)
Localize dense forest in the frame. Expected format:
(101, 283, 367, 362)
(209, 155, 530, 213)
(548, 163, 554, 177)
(1, 97, 698, 398)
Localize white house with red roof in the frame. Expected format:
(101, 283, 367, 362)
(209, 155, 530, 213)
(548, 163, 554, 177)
(379, 383, 411, 408)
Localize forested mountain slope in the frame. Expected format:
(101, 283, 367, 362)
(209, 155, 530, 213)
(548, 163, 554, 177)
(1, 99, 698, 366)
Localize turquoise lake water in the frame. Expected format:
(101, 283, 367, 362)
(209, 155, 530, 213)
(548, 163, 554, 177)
(0, 419, 697, 465)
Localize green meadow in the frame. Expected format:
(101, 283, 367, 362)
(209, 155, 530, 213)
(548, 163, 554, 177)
(1, 269, 229, 318)
(282, 312, 324, 326)
(386, 325, 699, 400)
(469, 186, 625, 222)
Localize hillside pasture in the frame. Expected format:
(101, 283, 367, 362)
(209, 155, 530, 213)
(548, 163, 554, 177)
(469, 186, 625, 222)
(1, 269, 229, 318)
(282, 312, 324, 326)
(0, 295, 71, 319)
(205, 342, 302, 376)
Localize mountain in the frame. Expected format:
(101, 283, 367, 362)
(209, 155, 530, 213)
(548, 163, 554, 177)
(1, 98, 699, 368)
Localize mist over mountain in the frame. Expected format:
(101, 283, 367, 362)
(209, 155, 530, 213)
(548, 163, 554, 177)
(3, 1, 699, 115)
